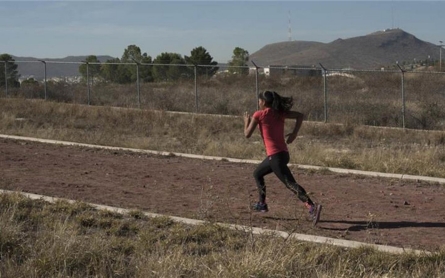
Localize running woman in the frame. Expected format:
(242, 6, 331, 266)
(244, 90, 322, 225)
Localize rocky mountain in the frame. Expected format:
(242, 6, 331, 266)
(249, 29, 441, 70)
(7, 29, 442, 80)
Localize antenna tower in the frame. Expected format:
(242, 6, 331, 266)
(391, 5, 394, 29)
(288, 10, 292, 41)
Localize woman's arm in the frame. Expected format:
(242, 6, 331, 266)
(285, 111, 304, 144)
(244, 112, 258, 138)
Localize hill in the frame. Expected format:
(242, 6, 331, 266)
(249, 29, 440, 69)
(7, 29, 441, 79)
(12, 55, 115, 80)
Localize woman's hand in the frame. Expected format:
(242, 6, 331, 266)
(285, 132, 298, 144)
(244, 112, 251, 126)
(244, 112, 258, 138)
(285, 111, 303, 144)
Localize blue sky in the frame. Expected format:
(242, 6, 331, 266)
(1, 1, 443, 63)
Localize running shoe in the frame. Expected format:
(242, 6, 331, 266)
(309, 204, 322, 226)
(252, 202, 269, 212)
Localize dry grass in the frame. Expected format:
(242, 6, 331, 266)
(8, 71, 445, 129)
(2, 95, 445, 276)
(2, 98, 445, 178)
(1, 193, 444, 277)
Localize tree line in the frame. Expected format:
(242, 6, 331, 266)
(0, 45, 250, 87)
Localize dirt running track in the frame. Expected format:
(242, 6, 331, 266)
(1, 138, 445, 252)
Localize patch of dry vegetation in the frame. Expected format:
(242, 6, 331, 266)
(9, 72, 445, 129)
(1, 193, 444, 277)
(2, 97, 445, 178)
(2, 75, 445, 276)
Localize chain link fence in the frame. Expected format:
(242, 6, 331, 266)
(2, 60, 445, 130)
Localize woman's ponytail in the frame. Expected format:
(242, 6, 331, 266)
(259, 90, 294, 112)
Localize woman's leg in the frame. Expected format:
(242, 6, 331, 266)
(253, 157, 273, 204)
(269, 152, 314, 205)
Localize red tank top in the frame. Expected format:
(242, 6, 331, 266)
(253, 108, 288, 156)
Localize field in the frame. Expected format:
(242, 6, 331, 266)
(2, 137, 445, 253)
(2, 97, 445, 277)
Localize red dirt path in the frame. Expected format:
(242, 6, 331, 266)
(1, 138, 445, 252)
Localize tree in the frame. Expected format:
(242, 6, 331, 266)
(79, 55, 101, 82)
(152, 52, 187, 82)
(138, 54, 153, 83)
(184, 46, 219, 77)
(0, 53, 20, 88)
(21, 77, 39, 87)
(99, 45, 153, 84)
(228, 47, 249, 75)
(121, 45, 153, 83)
(100, 57, 124, 83)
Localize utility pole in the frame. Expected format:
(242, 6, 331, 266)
(440, 41, 443, 72)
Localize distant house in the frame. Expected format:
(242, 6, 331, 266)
(249, 65, 321, 77)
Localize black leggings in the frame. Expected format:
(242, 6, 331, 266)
(253, 151, 314, 205)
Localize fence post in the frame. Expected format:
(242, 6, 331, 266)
(396, 62, 406, 129)
(137, 63, 140, 108)
(194, 65, 198, 113)
(319, 63, 328, 123)
(440, 41, 443, 72)
(38, 60, 47, 100)
(251, 60, 260, 110)
(83, 61, 91, 105)
(4, 61, 8, 97)
(131, 59, 141, 108)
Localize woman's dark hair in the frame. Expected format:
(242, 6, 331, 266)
(259, 91, 293, 112)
